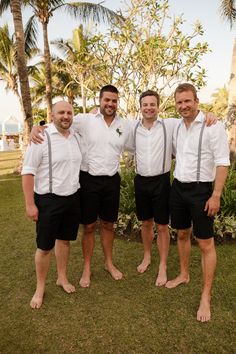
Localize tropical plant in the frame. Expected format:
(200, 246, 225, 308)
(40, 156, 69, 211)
(91, 0, 209, 118)
(2, 0, 33, 147)
(220, 0, 236, 27)
(0, 0, 122, 120)
(51, 25, 109, 112)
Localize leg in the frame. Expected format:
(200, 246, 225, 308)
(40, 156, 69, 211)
(30, 248, 52, 309)
(79, 222, 96, 288)
(165, 228, 191, 288)
(196, 237, 216, 322)
(155, 224, 170, 286)
(100, 220, 123, 280)
(55, 239, 75, 293)
(137, 219, 154, 273)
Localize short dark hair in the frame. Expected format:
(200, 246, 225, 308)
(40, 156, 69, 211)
(174, 83, 198, 100)
(139, 90, 160, 106)
(99, 85, 119, 99)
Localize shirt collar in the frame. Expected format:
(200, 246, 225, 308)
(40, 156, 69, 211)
(180, 110, 204, 125)
(140, 116, 162, 128)
(95, 108, 120, 122)
(47, 122, 75, 136)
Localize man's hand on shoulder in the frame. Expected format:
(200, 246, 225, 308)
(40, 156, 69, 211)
(204, 112, 218, 126)
(30, 125, 46, 144)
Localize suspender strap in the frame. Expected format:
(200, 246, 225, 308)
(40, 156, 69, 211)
(134, 121, 141, 171)
(160, 120, 167, 173)
(44, 130, 53, 193)
(44, 131, 81, 194)
(196, 122, 205, 183)
(176, 121, 206, 182)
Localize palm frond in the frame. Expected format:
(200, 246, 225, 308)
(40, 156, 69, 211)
(63, 2, 124, 25)
(0, 0, 11, 15)
(220, 0, 236, 27)
(24, 16, 39, 56)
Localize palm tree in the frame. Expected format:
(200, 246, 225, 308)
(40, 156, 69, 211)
(52, 25, 109, 112)
(220, 0, 236, 27)
(0, 0, 122, 121)
(4, 0, 33, 147)
(220, 1, 236, 159)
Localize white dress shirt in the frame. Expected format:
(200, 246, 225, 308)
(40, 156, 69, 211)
(173, 111, 230, 182)
(73, 110, 132, 176)
(133, 117, 178, 176)
(22, 123, 82, 196)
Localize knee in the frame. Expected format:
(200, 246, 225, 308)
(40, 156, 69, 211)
(142, 219, 153, 231)
(83, 223, 96, 235)
(157, 224, 169, 234)
(178, 228, 191, 241)
(100, 220, 114, 232)
(197, 238, 215, 253)
(56, 239, 69, 246)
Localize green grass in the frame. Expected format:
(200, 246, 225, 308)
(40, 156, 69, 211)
(0, 152, 236, 354)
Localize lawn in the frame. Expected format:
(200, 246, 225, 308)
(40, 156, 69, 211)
(0, 151, 235, 354)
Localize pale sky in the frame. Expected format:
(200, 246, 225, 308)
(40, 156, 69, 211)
(0, 0, 235, 122)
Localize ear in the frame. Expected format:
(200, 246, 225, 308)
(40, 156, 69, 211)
(49, 112, 53, 123)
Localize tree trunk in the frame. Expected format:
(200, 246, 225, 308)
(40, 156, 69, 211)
(80, 74, 86, 113)
(42, 21, 52, 122)
(10, 0, 33, 149)
(227, 38, 236, 161)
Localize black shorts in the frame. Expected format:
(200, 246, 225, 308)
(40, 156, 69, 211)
(35, 191, 81, 251)
(170, 179, 214, 239)
(79, 171, 121, 224)
(134, 172, 170, 224)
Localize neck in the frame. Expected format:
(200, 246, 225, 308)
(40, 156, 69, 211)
(56, 127, 70, 137)
(183, 110, 199, 129)
(104, 115, 115, 126)
(142, 117, 157, 129)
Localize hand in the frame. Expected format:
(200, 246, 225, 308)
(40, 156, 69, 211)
(204, 195, 220, 217)
(26, 204, 39, 221)
(204, 112, 218, 126)
(30, 126, 45, 144)
(89, 107, 98, 114)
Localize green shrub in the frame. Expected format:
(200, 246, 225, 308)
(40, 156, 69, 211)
(221, 165, 236, 216)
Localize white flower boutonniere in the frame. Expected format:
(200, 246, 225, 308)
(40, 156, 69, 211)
(116, 127, 122, 137)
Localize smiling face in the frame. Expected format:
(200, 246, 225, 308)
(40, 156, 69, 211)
(175, 90, 199, 122)
(51, 101, 73, 134)
(140, 95, 159, 122)
(99, 91, 118, 119)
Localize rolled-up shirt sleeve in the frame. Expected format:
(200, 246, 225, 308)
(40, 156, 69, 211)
(209, 122, 230, 167)
(21, 141, 44, 175)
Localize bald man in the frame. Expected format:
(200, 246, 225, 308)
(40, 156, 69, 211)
(22, 101, 82, 309)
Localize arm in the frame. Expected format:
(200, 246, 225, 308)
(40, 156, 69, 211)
(204, 112, 217, 126)
(204, 166, 228, 217)
(22, 174, 39, 221)
(30, 125, 46, 144)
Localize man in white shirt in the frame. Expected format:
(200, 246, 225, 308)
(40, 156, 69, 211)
(133, 90, 176, 286)
(73, 85, 133, 287)
(22, 101, 82, 309)
(165, 83, 230, 322)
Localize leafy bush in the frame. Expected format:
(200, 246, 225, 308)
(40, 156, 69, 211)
(116, 164, 236, 243)
(221, 165, 236, 216)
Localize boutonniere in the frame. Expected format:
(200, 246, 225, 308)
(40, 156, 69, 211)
(116, 127, 122, 137)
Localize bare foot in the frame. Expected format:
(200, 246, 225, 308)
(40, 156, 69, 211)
(165, 274, 190, 289)
(56, 280, 76, 293)
(155, 266, 167, 287)
(79, 270, 91, 288)
(105, 264, 123, 280)
(30, 292, 44, 309)
(197, 297, 211, 322)
(137, 258, 151, 274)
